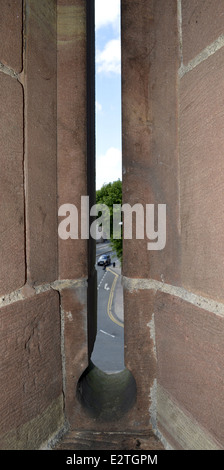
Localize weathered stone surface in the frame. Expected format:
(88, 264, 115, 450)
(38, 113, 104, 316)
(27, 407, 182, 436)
(24, 0, 58, 285)
(0, 74, 25, 295)
(155, 291, 224, 448)
(0, 0, 23, 72)
(182, 0, 224, 65)
(123, 287, 157, 429)
(60, 284, 89, 422)
(157, 384, 221, 450)
(56, 429, 164, 451)
(122, 0, 180, 285)
(57, 0, 88, 280)
(180, 48, 224, 302)
(1, 395, 64, 450)
(0, 290, 63, 449)
(2, 0, 224, 454)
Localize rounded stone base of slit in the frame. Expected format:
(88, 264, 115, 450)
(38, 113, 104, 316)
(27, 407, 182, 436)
(76, 361, 137, 422)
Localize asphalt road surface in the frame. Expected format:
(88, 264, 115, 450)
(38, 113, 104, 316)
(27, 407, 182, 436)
(91, 243, 124, 373)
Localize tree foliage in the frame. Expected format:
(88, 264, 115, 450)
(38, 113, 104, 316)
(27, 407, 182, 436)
(96, 179, 122, 211)
(96, 179, 123, 262)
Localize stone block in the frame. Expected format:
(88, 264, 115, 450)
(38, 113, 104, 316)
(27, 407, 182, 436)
(56, 429, 164, 451)
(57, 1, 88, 280)
(123, 287, 157, 429)
(121, 0, 180, 285)
(0, 74, 25, 295)
(60, 283, 89, 422)
(0, 290, 63, 449)
(180, 48, 224, 302)
(182, 0, 224, 64)
(24, 0, 58, 285)
(154, 291, 224, 448)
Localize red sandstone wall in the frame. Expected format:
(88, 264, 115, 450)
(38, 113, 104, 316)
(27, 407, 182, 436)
(0, 0, 64, 450)
(122, 0, 224, 450)
(0, 0, 93, 449)
(1, 0, 224, 452)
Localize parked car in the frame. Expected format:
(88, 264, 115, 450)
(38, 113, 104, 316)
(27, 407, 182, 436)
(97, 254, 111, 266)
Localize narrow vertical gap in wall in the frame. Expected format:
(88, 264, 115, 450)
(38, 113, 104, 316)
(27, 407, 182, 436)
(22, 0, 28, 285)
(90, 0, 124, 374)
(86, 0, 97, 360)
(77, 0, 136, 422)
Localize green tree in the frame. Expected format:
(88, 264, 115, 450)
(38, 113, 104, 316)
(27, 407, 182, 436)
(96, 179, 123, 262)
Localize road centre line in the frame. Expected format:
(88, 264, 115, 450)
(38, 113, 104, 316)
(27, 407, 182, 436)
(100, 329, 115, 338)
(97, 270, 108, 289)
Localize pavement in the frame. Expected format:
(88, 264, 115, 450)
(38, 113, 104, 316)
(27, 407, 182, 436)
(109, 264, 124, 324)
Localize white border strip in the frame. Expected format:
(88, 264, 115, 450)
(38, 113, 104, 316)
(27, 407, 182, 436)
(0, 278, 88, 308)
(179, 34, 224, 78)
(122, 276, 224, 318)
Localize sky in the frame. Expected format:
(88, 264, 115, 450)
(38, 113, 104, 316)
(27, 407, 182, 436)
(95, 0, 122, 190)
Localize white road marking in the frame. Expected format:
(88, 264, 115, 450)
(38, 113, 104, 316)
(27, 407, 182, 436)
(104, 283, 110, 290)
(100, 329, 115, 338)
(97, 270, 108, 289)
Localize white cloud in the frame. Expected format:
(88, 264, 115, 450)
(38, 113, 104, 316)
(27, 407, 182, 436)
(96, 147, 122, 190)
(95, 0, 120, 31)
(96, 38, 121, 75)
(96, 101, 102, 112)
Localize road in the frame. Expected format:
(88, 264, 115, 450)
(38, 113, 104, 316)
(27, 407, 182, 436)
(91, 243, 124, 373)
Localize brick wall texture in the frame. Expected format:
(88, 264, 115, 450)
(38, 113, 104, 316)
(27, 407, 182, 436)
(0, 0, 224, 451)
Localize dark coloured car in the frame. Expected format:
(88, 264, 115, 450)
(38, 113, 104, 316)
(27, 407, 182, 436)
(97, 254, 111, 266)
